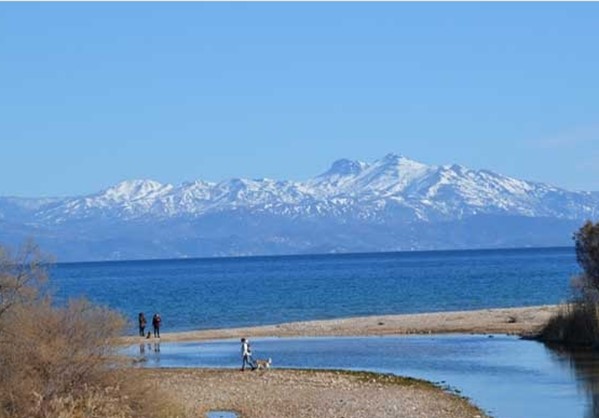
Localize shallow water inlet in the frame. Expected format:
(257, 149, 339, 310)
(205, 411, 238, 418)
(128, 334, 599, 418)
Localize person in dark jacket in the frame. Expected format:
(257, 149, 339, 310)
(152, 313, 161, 338)
(138, 312, 147, 337)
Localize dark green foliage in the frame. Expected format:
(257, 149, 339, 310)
(539, 221, 599, 347)
(575, 221, 599, 297)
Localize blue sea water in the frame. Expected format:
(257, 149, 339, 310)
(49, 247, 578, 334)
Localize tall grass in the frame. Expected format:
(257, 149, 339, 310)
(0, 243, 183, 418)
(537, 301, 599, 347)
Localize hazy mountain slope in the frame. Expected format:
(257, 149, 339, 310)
(1, 154, 597, 261)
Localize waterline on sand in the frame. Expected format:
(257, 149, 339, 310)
(120, 305, 559, 345)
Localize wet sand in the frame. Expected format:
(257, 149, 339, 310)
(123, 305, 557, 345)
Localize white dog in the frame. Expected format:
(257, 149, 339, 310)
(254, 358, 272, 370)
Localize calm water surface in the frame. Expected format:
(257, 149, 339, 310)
(50, 247, 596, 417)
(127, 335, 599, 418)
(51, 247, 577, 333)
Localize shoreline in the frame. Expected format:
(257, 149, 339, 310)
(128, 306, 559, 417)
(144, 368, 489, 418)
(122, 305, 558, 344)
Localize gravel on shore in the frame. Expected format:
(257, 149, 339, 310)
(122, 305, 558, 345)
(141, 368, 488, 418)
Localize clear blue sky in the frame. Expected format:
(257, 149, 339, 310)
(1, 2, 599, 197)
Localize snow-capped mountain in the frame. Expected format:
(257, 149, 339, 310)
(1, 154, 597, 261)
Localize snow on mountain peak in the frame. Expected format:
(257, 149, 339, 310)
(377, 153, 429, 170)
(101, 179, 172, 201)
(381, 152, 405, 162)
(17, 153, 599, 226)
(321, 158, 369, 177)
(352, 154, 434, 195)
(5, 153, 598, 260)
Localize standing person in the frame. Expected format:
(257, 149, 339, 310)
(240, 338, 255, 371)
(138, 312, 147, 337)
(152, 313, 161, 338)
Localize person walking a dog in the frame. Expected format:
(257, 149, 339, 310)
(240, 338, 255, 371)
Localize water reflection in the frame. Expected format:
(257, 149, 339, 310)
(205, 411, 238, 418)
(545, 344, 599, 418)
(136, 342, 161, 363)
(124, 335, 597, 418)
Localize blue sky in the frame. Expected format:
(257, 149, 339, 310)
(1, 2, 599, 197)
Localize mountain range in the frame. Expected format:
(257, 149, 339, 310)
(1, 153, 597, 262)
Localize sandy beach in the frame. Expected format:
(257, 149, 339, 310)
(141, 368, 488, 418)
(123, 305, 558, 345)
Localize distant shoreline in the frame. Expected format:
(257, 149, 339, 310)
(58, 245, 572, 265)
(121, 305, 558, 345)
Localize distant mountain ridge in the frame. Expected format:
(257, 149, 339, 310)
(1, 154, 597, 261)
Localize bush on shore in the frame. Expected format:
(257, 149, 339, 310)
(538, 221, 599, 347)
(0, 242, 183, 418)
(537, 302, 599, 346)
